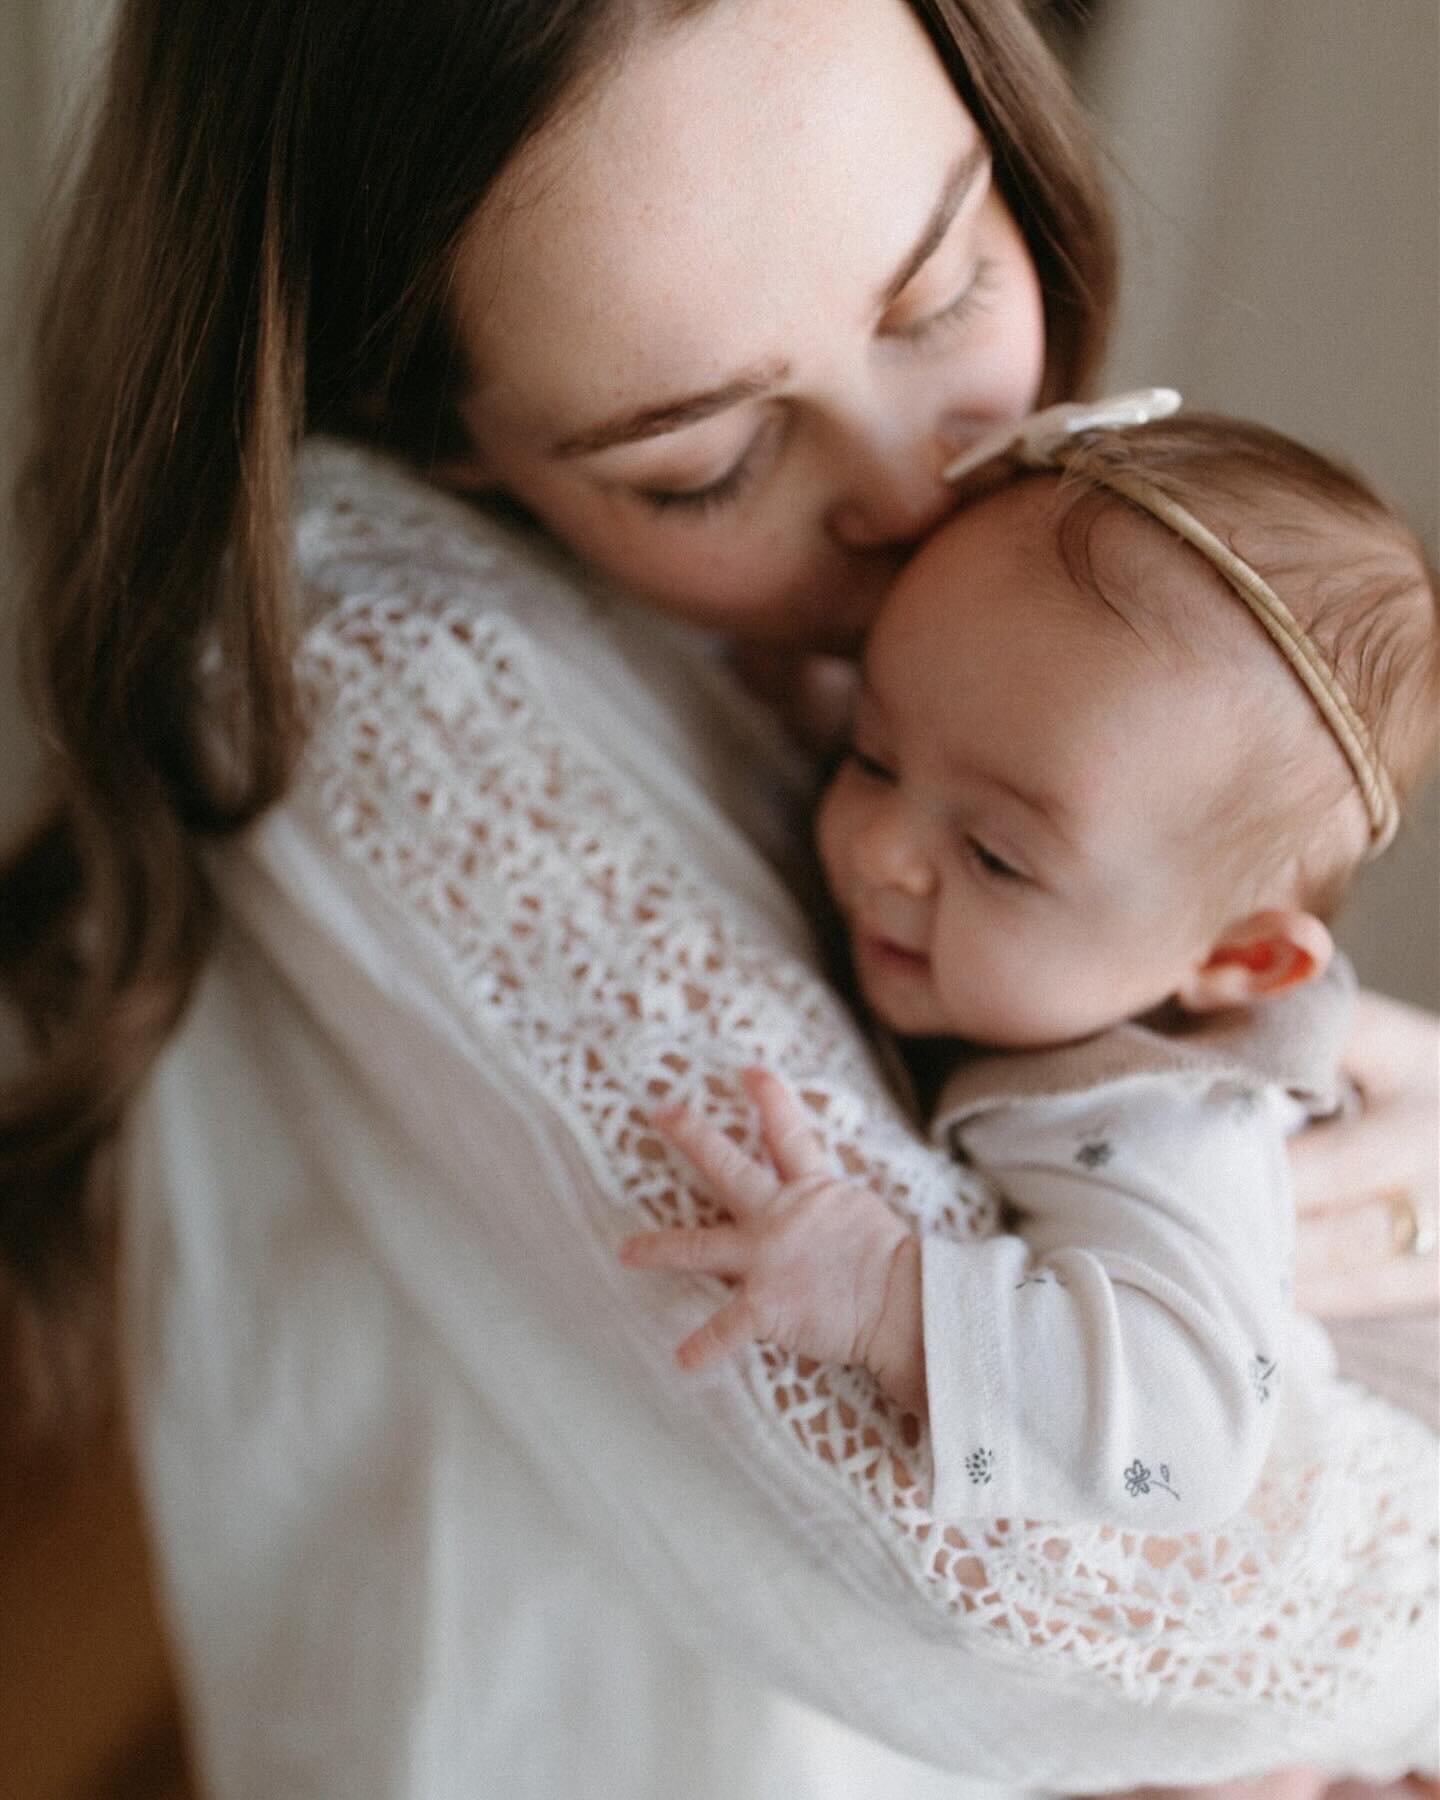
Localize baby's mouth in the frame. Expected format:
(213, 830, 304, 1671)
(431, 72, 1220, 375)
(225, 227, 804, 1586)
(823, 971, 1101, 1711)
(858, 930, 930, 974)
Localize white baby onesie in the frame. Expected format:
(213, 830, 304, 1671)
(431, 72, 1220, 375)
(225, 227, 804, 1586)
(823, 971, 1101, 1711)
(920, 960, 1358, 1525)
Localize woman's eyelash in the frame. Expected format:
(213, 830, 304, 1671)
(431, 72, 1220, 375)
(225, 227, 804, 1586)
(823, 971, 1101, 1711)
(894, 258, 1000, 345)
(632, 263, 998, 516)
(633, 417, 784, 517)
(635, 452, 760, 516)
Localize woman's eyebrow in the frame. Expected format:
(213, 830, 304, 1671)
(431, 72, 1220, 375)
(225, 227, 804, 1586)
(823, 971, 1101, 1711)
(878, 140, 990, 310)
(549, 361, 791, 459)
(549, 145, 989, 464)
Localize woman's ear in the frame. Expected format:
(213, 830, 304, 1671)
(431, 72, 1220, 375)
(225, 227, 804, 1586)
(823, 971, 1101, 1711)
(1176, 909, 1334, 1013)
(429, 451, 499, 497)
(429, 394, 502, 496)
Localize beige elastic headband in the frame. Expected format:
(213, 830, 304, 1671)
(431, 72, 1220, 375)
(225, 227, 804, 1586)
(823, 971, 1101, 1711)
(944, 389, 1400, 854)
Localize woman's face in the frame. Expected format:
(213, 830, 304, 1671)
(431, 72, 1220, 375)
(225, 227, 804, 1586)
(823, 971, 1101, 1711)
(447, 0, 1046, 648)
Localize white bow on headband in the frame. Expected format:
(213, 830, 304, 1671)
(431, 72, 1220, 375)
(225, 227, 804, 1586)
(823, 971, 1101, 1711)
(942, 386, 1183, 486)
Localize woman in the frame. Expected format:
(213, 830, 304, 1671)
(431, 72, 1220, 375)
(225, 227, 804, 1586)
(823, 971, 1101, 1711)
(3, 1, 1435, 1795)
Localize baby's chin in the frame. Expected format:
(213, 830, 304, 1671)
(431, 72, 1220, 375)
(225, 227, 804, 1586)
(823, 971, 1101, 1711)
(852, 931, 1175, 1050)
(898, 993, 1148, 1054)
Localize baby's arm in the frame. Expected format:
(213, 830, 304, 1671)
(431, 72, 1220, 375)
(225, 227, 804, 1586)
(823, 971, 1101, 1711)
(625, 1066, 1294, 1530)
(620, 1068, 928, 1411)
(918, 1072, 1294, 1525)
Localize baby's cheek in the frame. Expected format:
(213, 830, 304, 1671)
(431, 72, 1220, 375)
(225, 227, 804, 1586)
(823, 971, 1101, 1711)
(814, 785, 856, 893)
(942, 921, 1101, 1048)
(997, 944, 1078, 1039)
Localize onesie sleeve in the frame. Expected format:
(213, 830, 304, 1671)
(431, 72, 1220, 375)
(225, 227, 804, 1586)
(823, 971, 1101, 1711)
(923, 1079, 1294, 1526)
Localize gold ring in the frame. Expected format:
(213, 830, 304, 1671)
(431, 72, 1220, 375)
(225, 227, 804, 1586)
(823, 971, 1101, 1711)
(1383, 1187, 1438, 1259)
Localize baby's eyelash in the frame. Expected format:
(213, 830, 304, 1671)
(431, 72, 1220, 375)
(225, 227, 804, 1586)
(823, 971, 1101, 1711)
(967, 836, 1024, 881)
(847, 747, 896, 783)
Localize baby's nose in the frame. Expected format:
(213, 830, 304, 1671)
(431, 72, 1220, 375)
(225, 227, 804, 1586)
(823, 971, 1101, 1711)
(860, 814, 937, 898)
(888, 856, 938, 899)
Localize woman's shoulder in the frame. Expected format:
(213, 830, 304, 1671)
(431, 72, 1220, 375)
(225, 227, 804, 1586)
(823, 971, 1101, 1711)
(285, 434, 815, 899)
(289, 433, 668, 799)
(294, 433, 600, 635)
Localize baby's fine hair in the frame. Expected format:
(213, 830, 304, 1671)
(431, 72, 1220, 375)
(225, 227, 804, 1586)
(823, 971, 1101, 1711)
(1044, 415, 1439, 917)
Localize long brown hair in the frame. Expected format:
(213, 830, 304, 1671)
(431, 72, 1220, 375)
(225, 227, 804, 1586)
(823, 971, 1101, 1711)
(0, 0, 1115, 1432)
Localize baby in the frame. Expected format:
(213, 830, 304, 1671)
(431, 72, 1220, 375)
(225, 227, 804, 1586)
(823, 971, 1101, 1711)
(619, 397, 1439, 1530)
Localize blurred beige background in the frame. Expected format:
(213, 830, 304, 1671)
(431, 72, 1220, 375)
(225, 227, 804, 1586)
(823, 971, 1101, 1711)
(0, 5, 1434, 1796)
(1, 0, 1437, 1010)
(1077, 0, 1439, 1008)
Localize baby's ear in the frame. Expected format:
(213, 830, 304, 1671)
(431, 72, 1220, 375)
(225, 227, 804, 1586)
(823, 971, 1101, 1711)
(1176, 909, 1334, 1013)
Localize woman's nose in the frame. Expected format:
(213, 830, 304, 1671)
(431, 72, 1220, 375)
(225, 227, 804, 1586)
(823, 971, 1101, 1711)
(857, 808, 937, 899)
(824, 418, 969, 554)
(827, 466, 951, 555)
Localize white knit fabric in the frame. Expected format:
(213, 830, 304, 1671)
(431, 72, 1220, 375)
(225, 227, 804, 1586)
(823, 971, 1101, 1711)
(122, 438, 1438, 1800)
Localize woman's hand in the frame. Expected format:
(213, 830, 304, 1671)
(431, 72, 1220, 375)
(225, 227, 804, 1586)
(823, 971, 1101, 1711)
(1290, 987, 1438, 1320)
(619, 1068, 927, 1411)
(1091, 1771, 1438, 1800)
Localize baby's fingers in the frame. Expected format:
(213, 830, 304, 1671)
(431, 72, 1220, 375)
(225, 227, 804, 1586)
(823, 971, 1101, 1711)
(619, 1226, 750, 1277)
(675, 1296, 756, 1371)
(741, 1068, 831, 1184)
(653, 1106, 779, 1217)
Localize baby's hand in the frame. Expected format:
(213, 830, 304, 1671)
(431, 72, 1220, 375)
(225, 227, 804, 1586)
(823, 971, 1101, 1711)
(619, 1069, 926, 1412)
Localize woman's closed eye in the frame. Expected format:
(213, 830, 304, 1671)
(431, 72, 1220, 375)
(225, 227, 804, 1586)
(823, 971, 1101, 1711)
(635, 448, 762, 515)
(632, 413, 783, 516)
(629, 261, 1001, 521)
(885, 258, 999, 348)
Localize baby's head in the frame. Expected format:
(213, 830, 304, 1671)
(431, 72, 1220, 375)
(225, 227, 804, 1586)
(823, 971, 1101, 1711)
(818, 414, 1438, 1047)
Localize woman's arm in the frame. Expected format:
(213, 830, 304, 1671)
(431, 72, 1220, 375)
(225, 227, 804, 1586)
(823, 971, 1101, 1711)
(225, 789, 1436, 1786)
(227, 445, 1434, 1782)
(1290, 988, 1439, 1319)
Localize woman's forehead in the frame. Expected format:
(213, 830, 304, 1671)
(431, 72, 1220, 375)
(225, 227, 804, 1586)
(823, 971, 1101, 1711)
(449, 0, 979, 427)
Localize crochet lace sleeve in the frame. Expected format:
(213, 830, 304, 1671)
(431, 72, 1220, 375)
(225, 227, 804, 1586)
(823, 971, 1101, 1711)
(266, 463, 1436, 1778)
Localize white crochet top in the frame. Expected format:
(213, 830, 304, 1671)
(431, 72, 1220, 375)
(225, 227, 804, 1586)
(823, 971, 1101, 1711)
(122, 438, 1438, 1800)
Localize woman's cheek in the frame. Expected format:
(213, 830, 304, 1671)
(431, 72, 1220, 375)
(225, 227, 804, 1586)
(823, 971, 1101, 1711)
(470, 468, 706, 607)
(975, 206, 1048, 413)
(553, 491, 805, 630)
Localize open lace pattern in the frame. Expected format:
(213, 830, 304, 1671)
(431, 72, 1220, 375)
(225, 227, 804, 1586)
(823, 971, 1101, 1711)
(289, 447, 1436, 1725)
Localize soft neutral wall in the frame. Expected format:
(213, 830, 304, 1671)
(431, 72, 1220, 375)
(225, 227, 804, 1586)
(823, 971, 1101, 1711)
(1, 0, 115, 845)
(1079, 0, 1439, 1006)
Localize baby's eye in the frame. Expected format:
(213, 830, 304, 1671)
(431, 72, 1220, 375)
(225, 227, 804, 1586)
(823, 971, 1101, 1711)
(966, 837, 1025, 882)
(847, 747, 896, 784)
